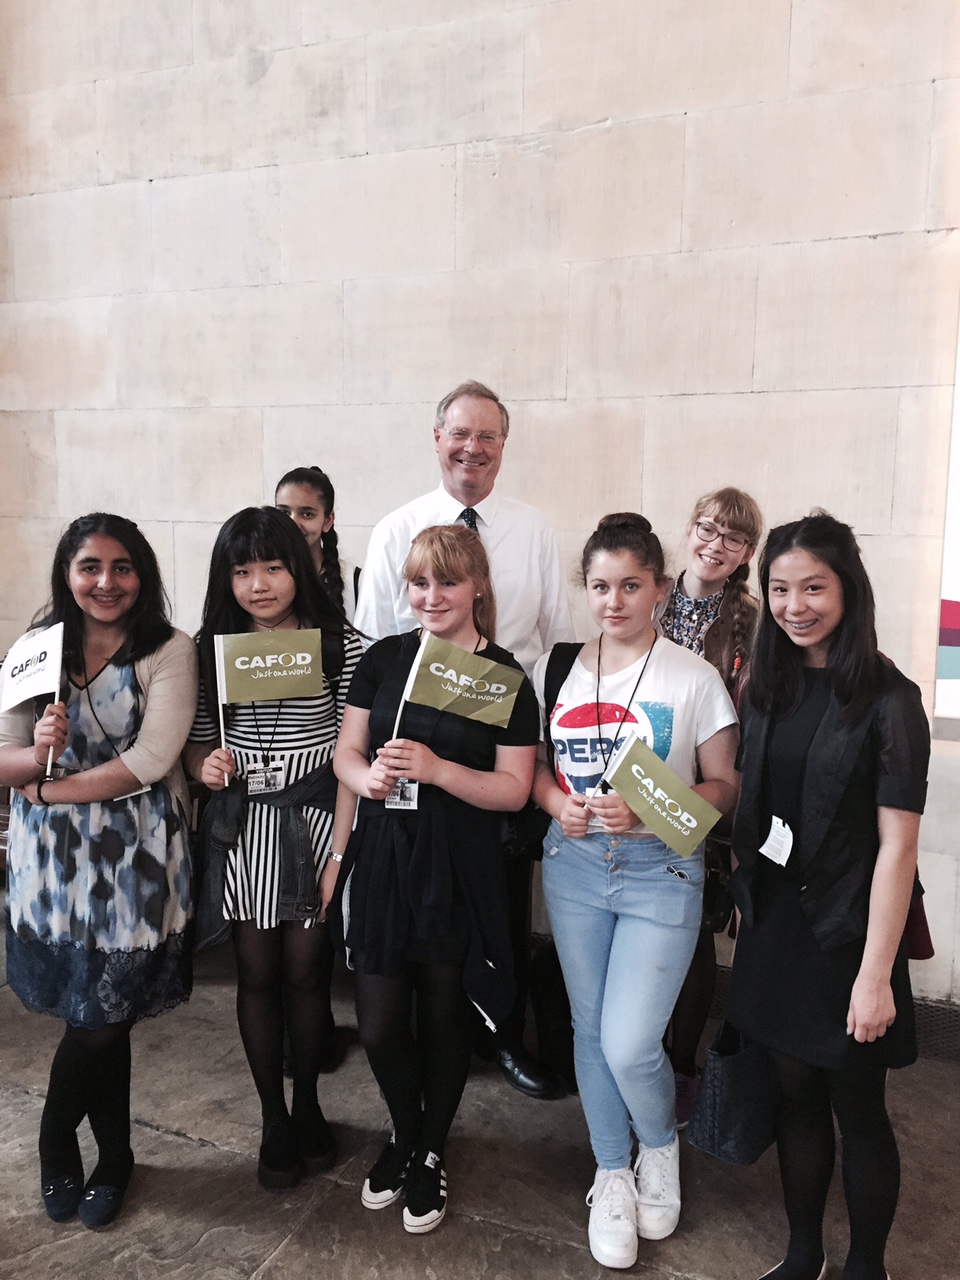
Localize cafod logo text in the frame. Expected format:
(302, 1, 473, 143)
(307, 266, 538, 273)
(630, 762, 698, 832)
(235, 650, 314, 681)
(429, 661, 508, 699)
(10, 651, 48, 679)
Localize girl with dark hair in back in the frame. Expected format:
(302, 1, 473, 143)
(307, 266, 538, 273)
(276, 466, 359, 621)
(184, 506, 362, 1191)
(532, 513, 740, 1270)
(728, 512, 929, 1280)
(0, 513, 197, 1228)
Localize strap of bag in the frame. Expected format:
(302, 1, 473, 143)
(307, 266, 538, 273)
(543, 642, 584, 773)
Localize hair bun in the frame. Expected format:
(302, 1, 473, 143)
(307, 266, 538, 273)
(596, 512, 652, 534)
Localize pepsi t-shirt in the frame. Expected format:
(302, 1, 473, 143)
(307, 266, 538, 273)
(533, 638, 737, 836)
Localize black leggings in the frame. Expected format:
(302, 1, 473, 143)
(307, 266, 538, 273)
(232, 918, 331, 1128)
(355, 959, 473, 1157)
(40, 1020, 134, 1186)
(769, 1049, 900, 1280)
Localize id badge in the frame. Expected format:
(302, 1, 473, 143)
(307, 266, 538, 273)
(247, 764, 285, 796)
(384, 777, 419, 810)
(116, 783, 151, 800)
(759, 815, 793, 866)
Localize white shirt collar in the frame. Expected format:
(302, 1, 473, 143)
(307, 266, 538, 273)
(436, 483, 501, 527)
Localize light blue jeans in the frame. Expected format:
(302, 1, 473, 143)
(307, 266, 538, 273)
(541, 820, 704, 1169)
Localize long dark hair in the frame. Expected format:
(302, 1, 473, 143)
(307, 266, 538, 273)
(580, 512, 666, 585)
(748, 511, 880, 725)
(36, 513, 173, 671)
(196, 506, 349, 711)
(275, 466, 347, 610)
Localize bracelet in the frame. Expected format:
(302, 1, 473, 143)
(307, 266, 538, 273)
(328, 852, 344, 863)
(35, 775, 55, 805)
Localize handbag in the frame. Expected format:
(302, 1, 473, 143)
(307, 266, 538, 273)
(685, 1021, 779, 1166)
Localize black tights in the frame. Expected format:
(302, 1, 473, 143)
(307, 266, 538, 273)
(355, 959, 473, 1158)
(233, 919, 330, 1129)
(39, 1021, 134, 1187)
(769, 1050, 899, 1280)
(667, 926, 716, 1077)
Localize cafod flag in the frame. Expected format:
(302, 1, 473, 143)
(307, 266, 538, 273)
(0, 623, 64, 713)
(214, 629, 324, 705)
(603, 729, 722, 859)
(405, 633, 524, 729)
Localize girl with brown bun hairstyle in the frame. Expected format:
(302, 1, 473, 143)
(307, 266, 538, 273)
(532, 513, 740, 1269)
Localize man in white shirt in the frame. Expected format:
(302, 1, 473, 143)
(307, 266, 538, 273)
(355, 380, 576, 1099)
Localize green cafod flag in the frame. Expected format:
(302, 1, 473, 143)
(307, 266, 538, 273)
(601, 729, 722, 859)
(402, 633, 525, 729)
(214, 629, 324, 706)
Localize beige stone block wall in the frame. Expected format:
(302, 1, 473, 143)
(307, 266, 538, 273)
(0, 1, 958, 996)
(280, 149, 456, 281)
(152, 170, 281, 291)
(11, 183, 152, 301)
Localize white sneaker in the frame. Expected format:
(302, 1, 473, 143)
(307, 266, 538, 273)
(633, 1135, 681, 1240)
(585, 1167, 639, 1269)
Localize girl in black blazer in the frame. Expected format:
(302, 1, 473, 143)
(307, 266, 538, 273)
(727, 513, 929, 1280)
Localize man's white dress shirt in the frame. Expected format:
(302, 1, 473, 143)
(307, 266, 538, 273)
(354, 485, 575, 676)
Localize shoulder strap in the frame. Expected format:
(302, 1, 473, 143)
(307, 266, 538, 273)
(543, 642, 584, 772)
(353, 564, 361, 606)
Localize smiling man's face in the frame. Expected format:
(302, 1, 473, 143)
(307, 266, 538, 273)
(434, 395, 506, 506)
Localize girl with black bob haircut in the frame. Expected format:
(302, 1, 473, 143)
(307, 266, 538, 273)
(195, 505, 349, 710)
(0, 512, 197, 1229)
(727, 511, 930, 1280)
(186, 506, 362, 1192)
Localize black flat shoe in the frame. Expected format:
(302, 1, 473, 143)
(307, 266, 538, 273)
(77, 1183, 125, 1229)
(497, 1045, 562, 1100)
(295, 1108, 337, 1175)
(257, 1119, 301, 1190)
(77, 1153, 134, 1230)
(41, 1172, 84, 1223)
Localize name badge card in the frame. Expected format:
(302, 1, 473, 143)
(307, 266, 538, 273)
(759, 815, 793, 866)
(247, 763, 285, 796)
(384, 778, 419, 810)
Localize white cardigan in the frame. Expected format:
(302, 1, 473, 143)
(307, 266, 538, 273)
(0, 628, 198, 816)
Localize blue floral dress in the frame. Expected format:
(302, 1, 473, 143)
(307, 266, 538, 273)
(5, 662, 193, 1028)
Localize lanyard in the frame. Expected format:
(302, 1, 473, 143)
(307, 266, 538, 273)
(594, 635, 656, 779)
(79, 655, 141, 759)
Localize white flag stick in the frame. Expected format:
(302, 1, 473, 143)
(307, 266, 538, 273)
(213, 635, 229, 786)
(392, 631, 430, 741)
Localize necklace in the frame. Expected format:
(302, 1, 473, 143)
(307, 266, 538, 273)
(594, 634, 656, 781)
(254, 608, 297, 632)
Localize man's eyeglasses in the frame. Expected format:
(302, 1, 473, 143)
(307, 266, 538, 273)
(440, 426, 504, 446)
(695, 520, 751, 553)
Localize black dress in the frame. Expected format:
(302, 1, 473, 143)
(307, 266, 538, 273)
(727, 668, 922, 1071)
(334, 631, 539, 1030)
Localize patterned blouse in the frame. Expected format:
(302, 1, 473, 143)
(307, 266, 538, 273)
(658, 574, 725, 657)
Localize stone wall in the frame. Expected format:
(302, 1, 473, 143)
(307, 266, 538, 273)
(1, 0, 959, 997)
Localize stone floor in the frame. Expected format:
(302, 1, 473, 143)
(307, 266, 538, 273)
(0, 941, 957, 1280)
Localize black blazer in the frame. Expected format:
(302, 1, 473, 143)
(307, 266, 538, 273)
(731, 660, 929, 953)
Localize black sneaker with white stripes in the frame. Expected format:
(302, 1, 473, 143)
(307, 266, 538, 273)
(361, 1132, 413, 1210)
(402, 1150, 447, 1234)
